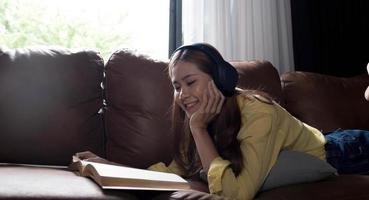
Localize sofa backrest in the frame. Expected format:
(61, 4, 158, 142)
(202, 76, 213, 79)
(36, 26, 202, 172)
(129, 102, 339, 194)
(0, 47, 105, 165)
(7, 46, 368, 167)
(0, 47, 283, 167)
(104, 49, 174, 168)
(103, 51, 283, 168)
(282, 71, 369, 133)
(232, 60, 283, 104)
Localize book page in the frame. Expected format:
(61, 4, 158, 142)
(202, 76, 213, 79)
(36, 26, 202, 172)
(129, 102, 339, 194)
(83, 161, 188, 183)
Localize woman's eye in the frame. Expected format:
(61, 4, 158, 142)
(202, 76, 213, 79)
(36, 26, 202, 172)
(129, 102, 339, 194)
(187, 80, 195, 86)
(174, 86, 180, 91)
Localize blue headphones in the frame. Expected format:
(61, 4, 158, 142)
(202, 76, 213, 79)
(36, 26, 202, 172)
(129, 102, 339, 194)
(173, 43, 239, 97)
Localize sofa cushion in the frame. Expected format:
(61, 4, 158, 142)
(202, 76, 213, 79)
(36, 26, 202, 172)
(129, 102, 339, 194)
(282, 72, 369, 132)
(104, 49, 174, 168)
(0, 47, 105, 165)
(0, 164, 137, 200)
(231, 60, 283, 105)
(255, 174, 369, 200)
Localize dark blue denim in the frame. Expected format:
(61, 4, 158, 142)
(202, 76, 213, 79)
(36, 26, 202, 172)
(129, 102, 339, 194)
(325, 129, 369, 174)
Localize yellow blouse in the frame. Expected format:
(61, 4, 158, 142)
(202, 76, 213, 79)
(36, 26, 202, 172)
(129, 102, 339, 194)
(149, 94, 326, 200)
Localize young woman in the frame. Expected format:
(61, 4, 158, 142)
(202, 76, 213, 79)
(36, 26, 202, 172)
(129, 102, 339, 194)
(76, 43, 369, 200)
(147, 43, 369, 200)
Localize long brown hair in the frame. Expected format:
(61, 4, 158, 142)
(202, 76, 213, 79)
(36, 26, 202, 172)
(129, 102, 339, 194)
(168, 45, 244, 176)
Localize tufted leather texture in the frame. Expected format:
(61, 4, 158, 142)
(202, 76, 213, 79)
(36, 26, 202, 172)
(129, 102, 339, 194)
(104, 49, 174, 168)
(231, 60, 283, 105)
(282, 72, 369, 133)
(0, 47, 105, 165)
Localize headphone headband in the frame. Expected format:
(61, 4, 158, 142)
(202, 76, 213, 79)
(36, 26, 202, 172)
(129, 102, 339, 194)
(173, 43, 238, 97)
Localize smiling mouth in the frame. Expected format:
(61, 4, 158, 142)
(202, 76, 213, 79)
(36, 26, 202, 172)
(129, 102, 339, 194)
(184, 101, 198, 111)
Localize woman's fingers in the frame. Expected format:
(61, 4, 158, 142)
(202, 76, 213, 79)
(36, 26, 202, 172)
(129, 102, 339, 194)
(210, 81, 224, 114)
(211, 81, 222, 113)
(85, 157, 109, 164)
(205, 81, 216, 113)
(202, 81, 225, 117)
(200, 88, 208, 112)
(214, 83, 225, 114)
(75, 151, 98, 160)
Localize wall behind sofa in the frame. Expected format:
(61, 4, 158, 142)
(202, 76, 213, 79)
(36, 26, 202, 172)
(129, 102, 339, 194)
(291, 0, 369, 77)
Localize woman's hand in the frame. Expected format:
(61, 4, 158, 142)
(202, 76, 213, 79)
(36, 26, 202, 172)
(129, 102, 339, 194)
(188, 81, 223, 173)
(73, 151, 124, 166)
(189, 81, 225, 133)
(69, 151, 108, 171)
(74, 151, 109, 164)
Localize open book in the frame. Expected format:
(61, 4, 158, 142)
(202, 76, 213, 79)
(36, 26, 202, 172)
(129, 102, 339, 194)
(69, 156, 190, 191)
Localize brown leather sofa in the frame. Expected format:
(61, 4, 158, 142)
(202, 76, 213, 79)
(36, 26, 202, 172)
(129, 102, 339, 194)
(0, 47, 368, 200)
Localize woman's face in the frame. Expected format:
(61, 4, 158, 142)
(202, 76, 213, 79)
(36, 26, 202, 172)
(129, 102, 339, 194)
(171, 61, 212, 117)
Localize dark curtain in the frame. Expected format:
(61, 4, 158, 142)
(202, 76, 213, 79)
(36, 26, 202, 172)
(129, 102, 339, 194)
(291, 0, 369, 77)
(168, 0, 182, 58)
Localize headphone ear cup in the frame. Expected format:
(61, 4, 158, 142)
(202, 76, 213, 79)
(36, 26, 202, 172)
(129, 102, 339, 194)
(217, 62, 239, 96)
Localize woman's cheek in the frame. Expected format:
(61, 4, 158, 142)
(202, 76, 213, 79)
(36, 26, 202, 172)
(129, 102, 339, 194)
(194, 84, 207, 97)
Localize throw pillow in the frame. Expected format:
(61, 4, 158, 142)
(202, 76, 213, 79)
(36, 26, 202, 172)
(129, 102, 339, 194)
(260, 150, 337, 191)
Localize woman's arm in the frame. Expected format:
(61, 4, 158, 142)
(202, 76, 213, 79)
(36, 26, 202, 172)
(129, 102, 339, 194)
(148, 160, 188, 177)
(74, 151, 123, 166)
(190, 128, 219, 173)
(188, 81, 270, 200)
(206, 112, 278, 200)
(189, 81, 224, 173)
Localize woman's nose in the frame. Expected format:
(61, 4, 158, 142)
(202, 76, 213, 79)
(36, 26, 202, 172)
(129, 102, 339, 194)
(179, 88, 189, 99)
